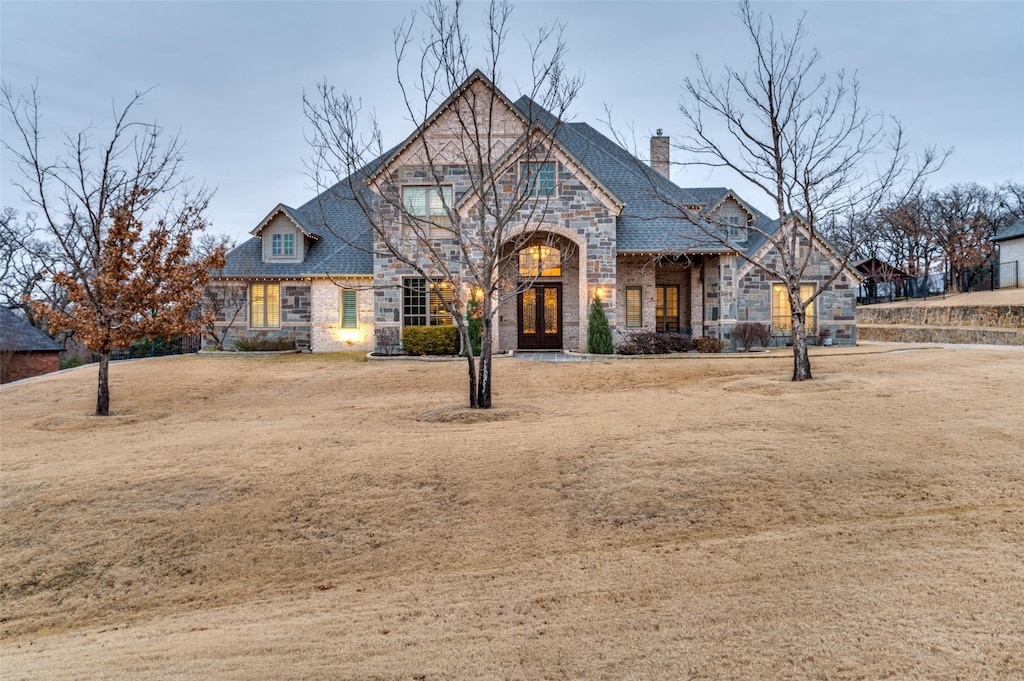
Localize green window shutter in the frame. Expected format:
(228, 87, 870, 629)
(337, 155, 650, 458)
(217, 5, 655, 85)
(342, 289, 357, 328)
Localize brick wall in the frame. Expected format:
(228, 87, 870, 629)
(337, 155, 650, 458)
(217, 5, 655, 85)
(310, 278, 374, 352)
(1, 351, 60, 383)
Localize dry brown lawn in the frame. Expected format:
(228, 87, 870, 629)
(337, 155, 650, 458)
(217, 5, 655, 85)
(2, 346, 1023, 679)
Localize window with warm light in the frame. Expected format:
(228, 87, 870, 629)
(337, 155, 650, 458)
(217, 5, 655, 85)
(519, 245, 561, 277)
(250, 282, 280, 328)
(402, 278, 453, 326)
(655, 285, 679, 332)
(626, 286, 642, 327)
(340, 289, 357, 328)
(772, 283, 815, 331)
(521, 161, 556, 197)
(402, 185, 453, 236)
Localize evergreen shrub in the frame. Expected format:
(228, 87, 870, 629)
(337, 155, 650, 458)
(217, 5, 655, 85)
(402, 325, 458, 356)
(587, 297, 614, 354)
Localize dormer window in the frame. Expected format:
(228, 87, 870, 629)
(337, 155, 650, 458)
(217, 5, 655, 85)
(272, 233, 294, 257)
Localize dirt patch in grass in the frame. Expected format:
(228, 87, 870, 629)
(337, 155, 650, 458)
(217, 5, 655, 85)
(2, 346, 1023, 679)
(417, 403, 539, 423)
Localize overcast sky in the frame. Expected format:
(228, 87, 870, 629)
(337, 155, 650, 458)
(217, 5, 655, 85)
(2, 1, 1022, 242)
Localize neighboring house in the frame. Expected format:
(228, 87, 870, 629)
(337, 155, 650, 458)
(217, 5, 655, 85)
(993, 218, 1024, 289)
(0, 307, 63, 383)
(208, 71, 858, 353)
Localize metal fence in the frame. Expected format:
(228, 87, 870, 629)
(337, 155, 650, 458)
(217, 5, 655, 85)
(858, 263, 1014, 305)
(103, 335, 202, 362)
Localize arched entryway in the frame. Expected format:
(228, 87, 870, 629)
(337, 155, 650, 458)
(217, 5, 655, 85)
(497, 228, 587, 352)
(517, 244, 564, 349)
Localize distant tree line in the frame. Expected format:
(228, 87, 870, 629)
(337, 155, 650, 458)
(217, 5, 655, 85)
(825, 181, 1024, 292)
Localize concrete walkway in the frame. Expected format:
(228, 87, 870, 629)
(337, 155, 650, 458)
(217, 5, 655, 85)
(513, 351, 601, 362)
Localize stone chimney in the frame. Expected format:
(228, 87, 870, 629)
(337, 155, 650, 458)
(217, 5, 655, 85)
(650, 129, 670, 179)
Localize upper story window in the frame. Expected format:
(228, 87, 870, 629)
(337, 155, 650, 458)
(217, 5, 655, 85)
(519, 245, 561, 277)
(521, 161, 557, 197)
(402, 185, 453, 236)
(271, 233, 295, 257)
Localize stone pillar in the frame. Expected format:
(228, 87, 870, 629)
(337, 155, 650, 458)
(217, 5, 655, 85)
(690, 262, 704, 337)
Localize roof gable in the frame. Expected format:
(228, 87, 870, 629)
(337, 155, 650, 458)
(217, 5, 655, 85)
(455, 125, 624, 217)
(370, 70, 528, 183)
(251, 204, 321, 240)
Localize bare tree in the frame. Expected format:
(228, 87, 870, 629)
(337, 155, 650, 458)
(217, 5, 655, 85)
(631, 1, 942, 380)
(3, 83, 224, 415)
(304, 0, 582, 408)
(0, 207, 68, 331)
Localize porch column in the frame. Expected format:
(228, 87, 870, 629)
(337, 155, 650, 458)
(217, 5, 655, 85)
(690, 264, 703, 337)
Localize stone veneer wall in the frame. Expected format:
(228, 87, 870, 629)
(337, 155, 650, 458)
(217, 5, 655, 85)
(310, 278, 374, 352)
(207, 280, 312, 350)
(733, 236, 858, 346)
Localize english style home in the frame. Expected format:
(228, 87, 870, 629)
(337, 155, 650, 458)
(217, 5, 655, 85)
(208, 72, 858, 353)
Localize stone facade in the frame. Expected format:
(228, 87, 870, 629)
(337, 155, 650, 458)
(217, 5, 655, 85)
(205, 280, 312, 350)
(373, 153, 617, 353)
(734, 234, 858, 346)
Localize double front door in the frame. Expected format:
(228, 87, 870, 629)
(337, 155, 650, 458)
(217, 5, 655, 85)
(518, 283, 562, 350)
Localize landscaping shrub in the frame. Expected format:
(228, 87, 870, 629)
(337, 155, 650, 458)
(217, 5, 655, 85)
(60, 354, 86, 370)
(402, 325, 458, 356)
(732, 322, 771, 351)
(231, 336, 296, 352)
(587, 297, 614, 354)
(374, 327, 401, 356)
(615, 331, 694, 355)
(695, 336, 726, 353)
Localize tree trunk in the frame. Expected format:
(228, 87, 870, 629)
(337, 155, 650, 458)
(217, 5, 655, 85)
(465, 352, 479, 409)
(96, 352, 111, 416)
(789, 315, 813, 382)
(789, 287, 813, 381)
(476, 317, 493, 409)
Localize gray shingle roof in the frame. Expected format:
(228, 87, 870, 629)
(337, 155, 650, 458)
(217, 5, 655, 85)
(993, 217, 1024, 242)
(219, 86, 785, 279)
(216, 178, 375, 279)
(0, 308, 62, 352)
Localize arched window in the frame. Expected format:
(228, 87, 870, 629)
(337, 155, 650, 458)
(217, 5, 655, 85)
(519, 245, 561, 277)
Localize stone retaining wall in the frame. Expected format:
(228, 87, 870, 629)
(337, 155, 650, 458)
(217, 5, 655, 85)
(858, 324, 1024, 346)
(857, 303, 1024, 345)
(858, 305, 1023, 329)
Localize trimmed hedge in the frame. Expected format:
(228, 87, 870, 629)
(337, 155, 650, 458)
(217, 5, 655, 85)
(402, 325, 458, 356)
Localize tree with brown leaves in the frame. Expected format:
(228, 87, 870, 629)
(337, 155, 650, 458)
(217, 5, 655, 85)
(3, 84, 224, 415)
(33, 190, 224, 414)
